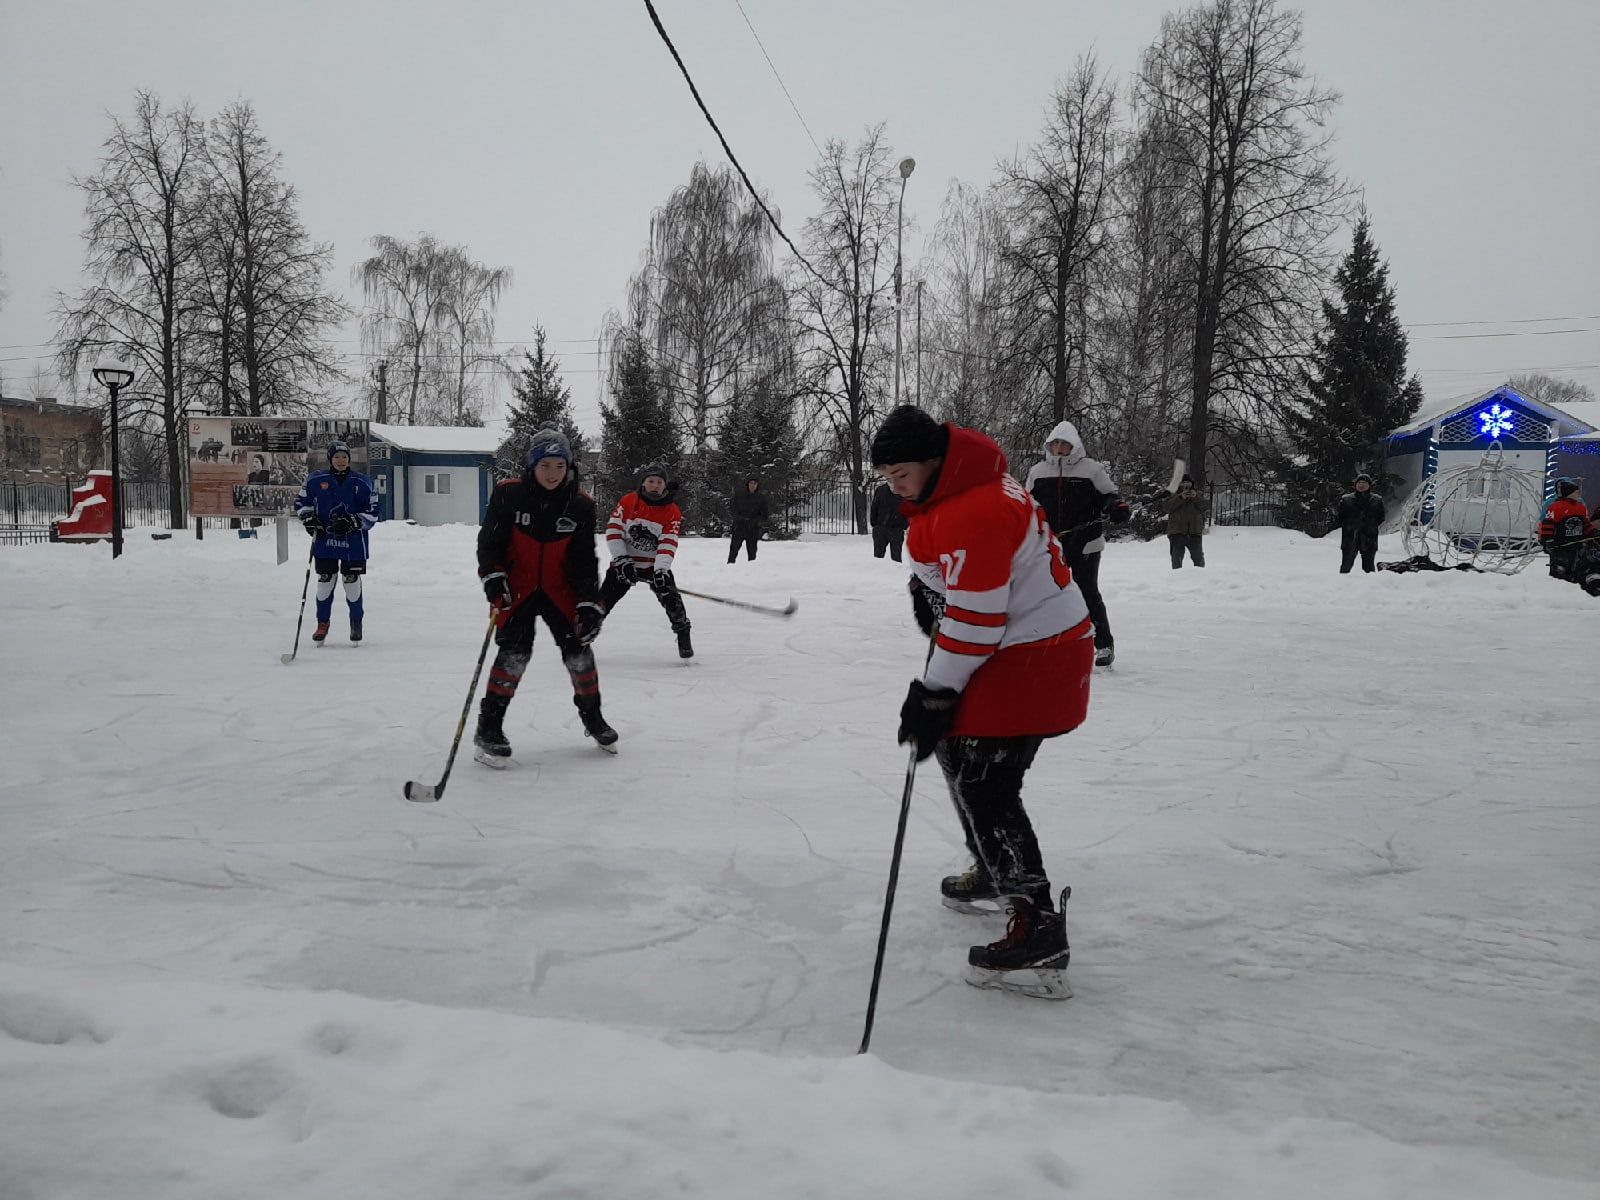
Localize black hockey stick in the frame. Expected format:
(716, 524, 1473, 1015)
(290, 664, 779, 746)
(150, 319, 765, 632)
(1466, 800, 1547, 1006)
(858, 744, 921, 1055)
(279, 546, 316, 665)
(403, 613, 498, 803)
(677, 586, 797, 617)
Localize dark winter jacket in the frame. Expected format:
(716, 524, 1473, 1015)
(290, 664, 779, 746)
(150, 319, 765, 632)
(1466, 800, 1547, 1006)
(1335, 490, 1385, 551)
(477, 468, 600, 620)
(1023, 421, 1130, 560)
(730, 483, 770, 529)
(1165, 489, 1208, 538)
(869, 482, 908, 531)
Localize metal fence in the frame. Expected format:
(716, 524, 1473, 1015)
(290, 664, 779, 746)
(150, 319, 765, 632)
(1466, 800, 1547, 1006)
(1208, 484, 1286, 527)
(3, 479, 181, 529)
(797, 478, 862, 535)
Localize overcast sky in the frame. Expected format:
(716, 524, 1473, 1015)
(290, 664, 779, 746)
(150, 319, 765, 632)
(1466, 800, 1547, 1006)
(2, 0, 1597, 433)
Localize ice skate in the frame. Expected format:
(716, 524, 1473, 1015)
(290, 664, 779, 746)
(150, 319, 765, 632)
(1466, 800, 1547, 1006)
(577, 701, 619, 754)
(1093, 645, 1114, 669)
(965, 887, 1073, 1000)
(312, 620, 331, 644)
(941, 863, 1002, 915)
(349, 621, 363, 643)
(473, 708, 512, 769)
(676, 626, 695, 660)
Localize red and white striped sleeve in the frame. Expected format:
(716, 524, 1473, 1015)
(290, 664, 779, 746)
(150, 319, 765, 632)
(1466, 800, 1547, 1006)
(653, 504, 683, 571)
(606, 497, 630, 560)
(923, 503, 1023, 695)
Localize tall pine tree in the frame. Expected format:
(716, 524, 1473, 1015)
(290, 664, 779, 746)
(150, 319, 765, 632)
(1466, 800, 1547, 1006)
(498, 326, 585, 478)
(1282, 215, 1424, 533)
(598, 329, 680, 509)
(713, 375, 802, 538)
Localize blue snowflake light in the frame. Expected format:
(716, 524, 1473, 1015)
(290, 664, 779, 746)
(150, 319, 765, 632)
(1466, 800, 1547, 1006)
(1477, 403, 1515, 439)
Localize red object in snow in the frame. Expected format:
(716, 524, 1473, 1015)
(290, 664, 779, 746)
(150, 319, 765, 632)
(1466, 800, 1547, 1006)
(53, 470, 115, 541)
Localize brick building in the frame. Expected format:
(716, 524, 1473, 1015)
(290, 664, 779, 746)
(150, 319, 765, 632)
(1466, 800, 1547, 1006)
(1, 395, 104, 484)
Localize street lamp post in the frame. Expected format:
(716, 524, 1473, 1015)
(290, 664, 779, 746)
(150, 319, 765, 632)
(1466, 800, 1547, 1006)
(92, 355, 135, 559)
(893, 156, 916, 407)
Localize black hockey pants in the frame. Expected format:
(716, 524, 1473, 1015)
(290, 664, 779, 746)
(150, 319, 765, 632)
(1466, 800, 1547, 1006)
(936, 735, 1054, 912)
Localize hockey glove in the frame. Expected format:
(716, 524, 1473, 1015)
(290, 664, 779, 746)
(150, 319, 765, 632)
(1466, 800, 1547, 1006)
(908, 577, 946, 638)
(650, 569, 676, 594)
(613, 559, 639, 586)
(300, 513, 324, 538)
(328, 512, 360, 536)
(897, 679, 960, 761)
(1106, 498, 1133, 525)
(481, 571, 512, 611)
(574, 601, 605, 646)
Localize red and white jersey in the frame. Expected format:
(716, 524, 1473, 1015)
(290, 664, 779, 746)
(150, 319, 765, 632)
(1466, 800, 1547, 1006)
(904, 424, 1094, 739)
(606, 490, 682, 572)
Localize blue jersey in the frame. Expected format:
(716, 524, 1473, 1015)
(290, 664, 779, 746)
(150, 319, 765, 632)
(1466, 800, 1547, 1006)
(295, 470, 378, 561)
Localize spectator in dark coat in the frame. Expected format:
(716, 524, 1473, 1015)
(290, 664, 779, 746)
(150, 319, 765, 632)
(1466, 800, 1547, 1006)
(727, 477, 770, 563)
(1336, 474, 1385, 573)
(1165, 474, 1207, 568)
(869, 480, 908, 561)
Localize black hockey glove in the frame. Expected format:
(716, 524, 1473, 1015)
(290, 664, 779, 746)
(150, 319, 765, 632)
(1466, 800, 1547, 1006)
(897, 679, 960, 762)
(1106, 498, 1133, 525)
(650, 569, 676, 594)
(300, 513, 324, 538)
(481, 571, 512, 611)
(328, 512, 360, 536)
(908, 577, 945, 638)
(574, 601, 605, 646)
(613, 559, 639, 586)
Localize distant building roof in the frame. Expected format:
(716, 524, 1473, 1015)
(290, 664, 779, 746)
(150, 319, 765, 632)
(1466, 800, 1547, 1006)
(370, 421, 504, 455)
(1389, 385, 1597, 438)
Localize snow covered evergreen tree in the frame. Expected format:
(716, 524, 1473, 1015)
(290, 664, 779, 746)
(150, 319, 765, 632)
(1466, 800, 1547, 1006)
(712, 377, 802, 538)
(1281, 216, 1423, 533)
(498, 327, 585, 478)
(598, 329, 680, 509)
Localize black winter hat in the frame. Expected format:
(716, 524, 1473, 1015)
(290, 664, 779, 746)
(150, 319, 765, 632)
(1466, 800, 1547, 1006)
(870, 405, 949, 466)
(639, 462, 668, 483)
(1355, 473, 1373, 485)
(1555, 477, 1580, 498)
(326, 440, 350, 463)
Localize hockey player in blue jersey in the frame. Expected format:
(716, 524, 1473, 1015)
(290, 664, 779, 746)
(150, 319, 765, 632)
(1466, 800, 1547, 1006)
(294, 441, 379, 643)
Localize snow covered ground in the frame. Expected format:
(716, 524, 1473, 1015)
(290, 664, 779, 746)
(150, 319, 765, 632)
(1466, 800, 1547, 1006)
(2, 524, 1596, 1198)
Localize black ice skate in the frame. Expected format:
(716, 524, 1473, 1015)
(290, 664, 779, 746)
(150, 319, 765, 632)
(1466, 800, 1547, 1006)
(349, 621, 363, 643)
(473, 708, 513, 769)
(577, 701, 619, 754)
(675, 626, 695, 660)
(965, 887, 1073, 1000)
(1093, 645, 1114, 668)
(312, 620, 331, 644)
(941, 863, 1002, 914)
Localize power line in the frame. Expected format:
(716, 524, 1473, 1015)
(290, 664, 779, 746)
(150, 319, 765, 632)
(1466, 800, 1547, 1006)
(1409, 326, 1598, 341)
(732, 0, 822, 155)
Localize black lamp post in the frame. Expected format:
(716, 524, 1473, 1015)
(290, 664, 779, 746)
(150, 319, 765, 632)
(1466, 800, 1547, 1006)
(92, 356, 135, 558)
(893, 157, 916, 407)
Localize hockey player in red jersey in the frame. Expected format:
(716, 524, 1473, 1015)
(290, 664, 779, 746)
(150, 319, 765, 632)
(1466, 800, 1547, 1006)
(1538, 477, 1600, 595)
(873, 404, 1095, 999)
(601, 463, 694, 659)
(474, 430, 616, 762)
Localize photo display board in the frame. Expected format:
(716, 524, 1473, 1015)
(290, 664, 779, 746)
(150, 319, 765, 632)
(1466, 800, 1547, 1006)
(188, 418, 371, 517)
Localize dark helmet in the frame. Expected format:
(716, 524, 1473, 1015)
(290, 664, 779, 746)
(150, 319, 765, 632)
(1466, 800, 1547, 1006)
(327, 440, 351, 464)
(1555, 477, 1580, 498)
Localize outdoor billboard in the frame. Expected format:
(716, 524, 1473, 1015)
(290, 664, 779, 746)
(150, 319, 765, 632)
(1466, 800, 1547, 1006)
(187, 418, 370, 517)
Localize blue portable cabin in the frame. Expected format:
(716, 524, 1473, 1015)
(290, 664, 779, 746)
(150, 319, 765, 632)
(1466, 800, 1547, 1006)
(369, 423, 503, 525)
(1383, 385, 1598, 511)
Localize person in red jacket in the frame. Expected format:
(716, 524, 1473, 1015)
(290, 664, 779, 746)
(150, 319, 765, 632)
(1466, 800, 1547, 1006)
(1538, 477, 1600, 594)
(474, 430, 616, 763)
(601, 463, 694, 659)
(873, 405, 1094, 1000)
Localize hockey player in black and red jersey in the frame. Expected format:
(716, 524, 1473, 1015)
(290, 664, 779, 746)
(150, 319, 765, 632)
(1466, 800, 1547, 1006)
(873, 405, 1095, 1000)
(601, 463, 694, 659)
(474, 430, 616, 763)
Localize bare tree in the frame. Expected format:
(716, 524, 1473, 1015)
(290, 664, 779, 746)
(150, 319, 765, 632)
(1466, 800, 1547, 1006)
(55, 91, 204, 526)
(195, 101, 347, 417)
(436, 251, 511, 425)
(793, 127, 901, 532)
(1507, 371, 1596, 413)
(356, 234, 504, 425)
(998, 56, 1120, 428)
(1137, 0, 1347, 484)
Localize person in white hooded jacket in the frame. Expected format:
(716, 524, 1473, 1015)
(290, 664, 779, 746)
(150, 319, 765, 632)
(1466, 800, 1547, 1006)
(1023, 420, 1130, 667)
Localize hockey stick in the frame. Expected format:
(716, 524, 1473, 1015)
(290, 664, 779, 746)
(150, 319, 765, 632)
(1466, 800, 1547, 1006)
(677, 586, 797, 618)
(859, 743, 921, 1055)
(403, 613, 498, 803)
(279, 546, 316, 665)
